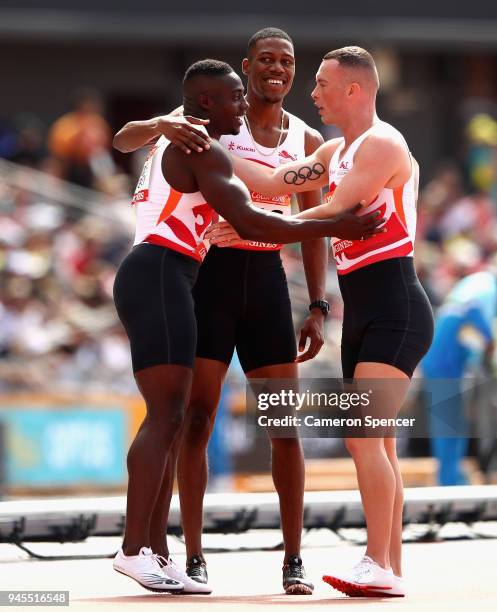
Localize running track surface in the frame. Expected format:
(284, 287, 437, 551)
(2, 531, 497, 611)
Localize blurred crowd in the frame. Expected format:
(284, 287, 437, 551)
(0, 90, 136, 394)
(1, 90, 497, 396)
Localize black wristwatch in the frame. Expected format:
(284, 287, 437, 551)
(309, 299, 330, 317)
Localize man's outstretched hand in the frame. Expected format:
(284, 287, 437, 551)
(158, 115, 211, 154)
(205, 221, 242, 247)
(332, 203, 386, 240)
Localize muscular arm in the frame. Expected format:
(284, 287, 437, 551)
(187, 142, 368, 244)
(113, 111, 210, 153)
(293, 129, 329, 362)
(297, 129, 328, 303)
(231, 139, 340, 195)
(113, 117, 164, 152)
(295, 134, 410, 220)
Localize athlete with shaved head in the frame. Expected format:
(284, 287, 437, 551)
(224, 46, 434, 598)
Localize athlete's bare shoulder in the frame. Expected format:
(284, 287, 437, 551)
(162, 138, 233, 193)
(357, 121, 411, 186)
(365, 121, 409, 155)
(314, 137, 343, 166)
(167, 138, 231, 169)
(303, 125, 324, 154)
(285, 110, 341, 161)
(322, 136, 343, 153)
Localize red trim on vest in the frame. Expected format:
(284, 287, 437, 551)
(143, 234, 203, 262)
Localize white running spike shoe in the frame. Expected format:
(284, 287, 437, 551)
(154, 555, 212, 594)
(367, 574, 406, 597)
(323, 555, 395, 597)
(113, 546, 184, 593)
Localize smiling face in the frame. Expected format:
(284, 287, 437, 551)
(311, 59, 352, 126)
(205, 71, 249, 136)
(243, 37, 295, 103)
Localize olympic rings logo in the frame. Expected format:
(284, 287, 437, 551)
(284, 163, 325, 185)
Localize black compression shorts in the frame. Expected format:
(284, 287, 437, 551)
(113, 243, 200, 372)
(339, 257, 434, 379)
(193, 246, 297, 373)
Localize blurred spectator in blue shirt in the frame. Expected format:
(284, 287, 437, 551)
(423, 270, 496, 485)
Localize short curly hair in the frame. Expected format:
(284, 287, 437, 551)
(247, 28, 293, 58)
(183, 59, 234, 84)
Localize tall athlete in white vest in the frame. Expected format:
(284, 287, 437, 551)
(182, 30, 327, 595)
(221, 46, 434, 598)
(181, 30, 324, 595)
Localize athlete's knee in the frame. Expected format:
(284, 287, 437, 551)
(345, 437, 382, 457)
(183, 400, 217, 442)
(169, 404, 186, 430)
(143, 405, 186, 438)
(139, 377, 189, 424)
